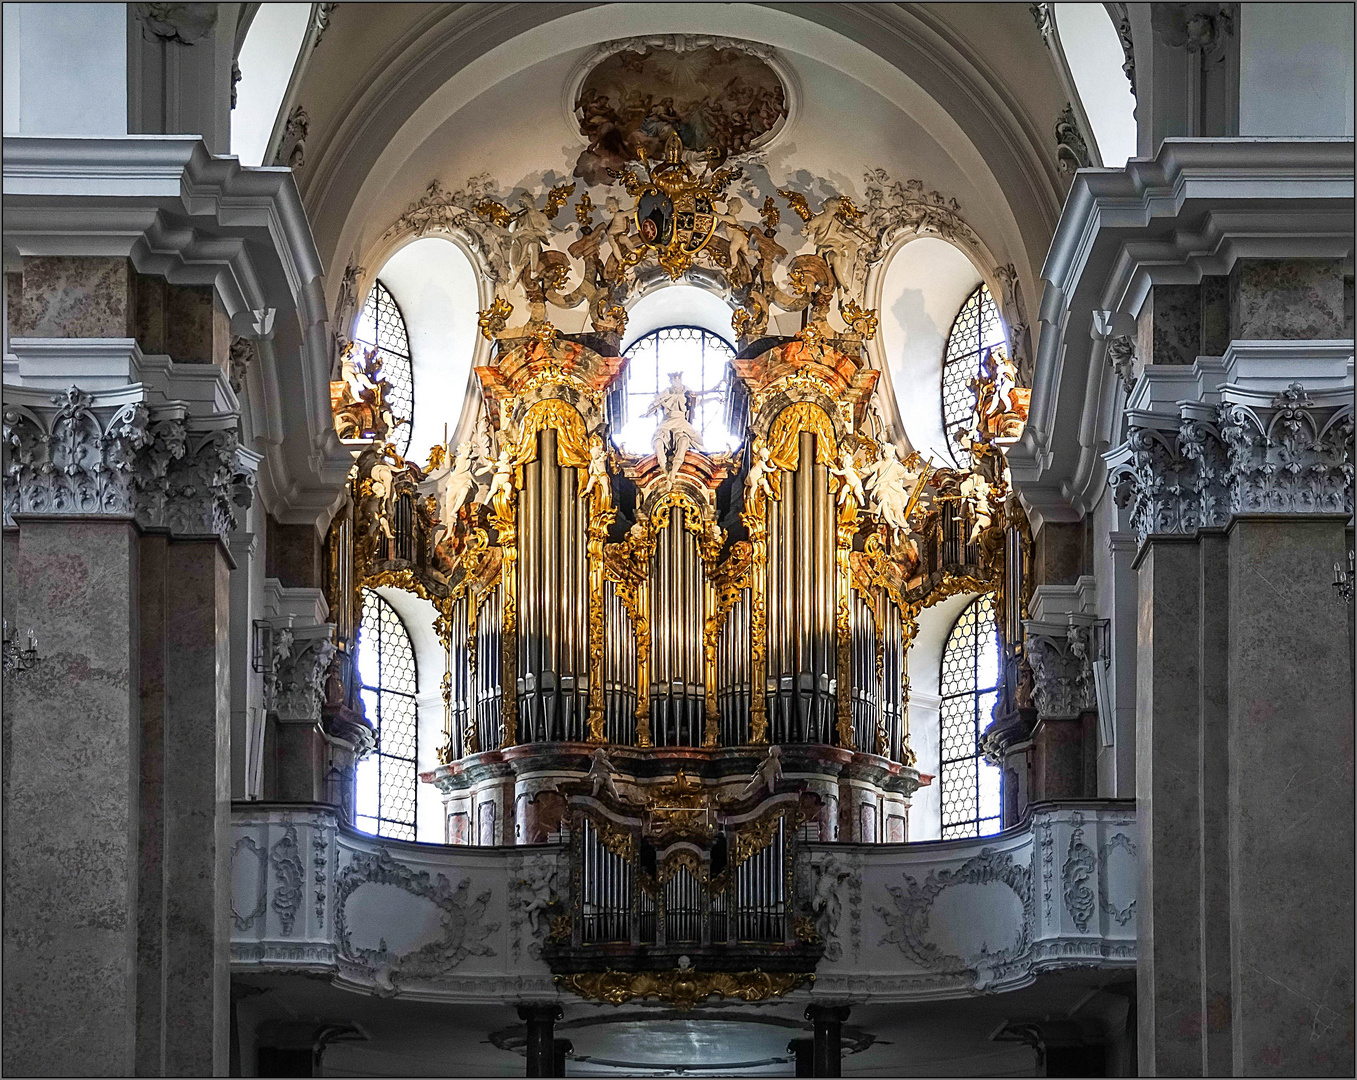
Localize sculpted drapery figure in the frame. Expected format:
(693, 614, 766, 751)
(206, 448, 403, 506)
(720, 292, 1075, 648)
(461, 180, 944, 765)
(862, 443, 920, 533)
(437, 441, 480, 532)
(644, 372, 721, 482)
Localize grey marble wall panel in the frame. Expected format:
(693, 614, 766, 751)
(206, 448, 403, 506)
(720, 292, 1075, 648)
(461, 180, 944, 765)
(1230, 259, 1347, 341)
(2, 520, 140, 1076)
(1226, 518, 1355, 1076)
(1136, 538, 1205, 1076)
(161, 539, 232, 1076)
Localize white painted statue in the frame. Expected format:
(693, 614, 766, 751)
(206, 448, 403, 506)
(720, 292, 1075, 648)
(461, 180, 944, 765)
(828, 446, 866, 509)
(739, 745, 783, 800)
(588, 746, 621, 801)
(580, 440, 610, 505)
(485, 447, 514, 508)
(644, 372, 710, 482)
(958, 472, 992, 544)
(862, 443, 919, 533)
(438, 441, 479, 529)
(745, 445, 777, 505)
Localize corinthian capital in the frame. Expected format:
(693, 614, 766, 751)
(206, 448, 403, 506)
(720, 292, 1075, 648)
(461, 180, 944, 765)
(1025, 630, 1095, 720)
(2, 385, 255, 539)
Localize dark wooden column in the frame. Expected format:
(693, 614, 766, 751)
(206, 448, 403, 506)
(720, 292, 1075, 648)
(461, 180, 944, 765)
(806, 1004, 850, 1077)
(518, 1003, 562, 1077)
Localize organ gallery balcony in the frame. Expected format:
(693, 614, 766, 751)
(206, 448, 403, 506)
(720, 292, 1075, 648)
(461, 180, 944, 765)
(230, 799, 1136, 1007)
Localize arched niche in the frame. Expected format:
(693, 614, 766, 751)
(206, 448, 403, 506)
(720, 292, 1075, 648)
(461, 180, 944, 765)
(360, 236, 482, 463)
(620, 282, 736, 353)
(874, 236, 986, 464)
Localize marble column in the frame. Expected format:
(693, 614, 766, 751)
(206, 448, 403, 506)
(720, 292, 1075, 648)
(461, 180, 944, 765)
(806, 1003, 850, 1077)
(1135, 537, 1204, 1077)
(1226, 517, 1354, 1075)
(518, 1002, 562, 1078)
(2, 519, 141, 1077)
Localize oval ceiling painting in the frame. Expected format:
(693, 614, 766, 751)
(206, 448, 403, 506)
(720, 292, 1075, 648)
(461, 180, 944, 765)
(573, 42, 789, 185)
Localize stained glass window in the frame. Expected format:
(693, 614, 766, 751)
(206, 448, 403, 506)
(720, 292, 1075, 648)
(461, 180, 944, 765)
(938, 594, 1002, 840)
(353, 280, 414, 456)
(355, 589, 418, 840)
(940, 284, 1006, 469)
(611, 326, 738, 456)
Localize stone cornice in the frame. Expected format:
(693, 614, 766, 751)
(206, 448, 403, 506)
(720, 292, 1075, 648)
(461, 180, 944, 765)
(2, 135, 351, 529)
(1009, 137, 1355, 530)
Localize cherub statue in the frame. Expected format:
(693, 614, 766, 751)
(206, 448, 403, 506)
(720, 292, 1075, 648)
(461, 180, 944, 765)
(485, 447, 514, 510)
(365, 459, 397, 540)
(828, 445, 865, 509)
(517, 865, 557, 937)
(588, 746, 621, 801)
(603, 195, 634, 273)
(738, 745, 782, 799)
(438, 441, 480, 531)
(958, 472, 992, 544)
(644, 372, 721, 482)
(714, 196, 753, 286)
(745, 445, 777, 505)
(580, 440, 610, 507)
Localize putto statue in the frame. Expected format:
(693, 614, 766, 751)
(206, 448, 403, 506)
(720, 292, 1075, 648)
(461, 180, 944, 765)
(862, 443, 922, 534)
(436, 441, 481, 535)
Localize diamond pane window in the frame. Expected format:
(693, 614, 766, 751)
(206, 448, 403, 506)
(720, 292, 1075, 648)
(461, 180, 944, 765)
(355, 589, 418, 840)
(938, 594, 1002, 840)
(940, 284, 1006, 469)
(353, 280, 414, 456)
(611, 326, 738, 456)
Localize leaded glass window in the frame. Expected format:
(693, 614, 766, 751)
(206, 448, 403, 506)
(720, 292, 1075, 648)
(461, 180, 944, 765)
(938, 594, 1002, 839)
(611, 326, 738, 455)
(353, 280, 414, 456)
(355, 589, 418, 840)
(940, 284, 1006, 469)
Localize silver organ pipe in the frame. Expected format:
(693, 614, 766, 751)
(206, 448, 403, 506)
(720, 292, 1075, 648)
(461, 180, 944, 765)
(580, 818, 632, 943)
(516, 428, 590, 744)
(663, 868, 701, 944)
(850, 594, 877, 755)
(766, 432, 837, 745)
(603, 581, 636, 745)
(882, 600, 906, 762)
(449, 595, 469, 759)
(717, 587, 751, 746)
(733, 816, 786, 942)
(477, 585, 503, 750)
(650, 507, 705, 747)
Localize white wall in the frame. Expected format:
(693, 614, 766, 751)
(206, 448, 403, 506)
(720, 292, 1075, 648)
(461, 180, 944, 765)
(2, 3, 127, 136)
(1240, 3, 1356, 137)
(231, 2, 312, 165)
(372, 238, 481, 464)
(877, 237, 982, 467)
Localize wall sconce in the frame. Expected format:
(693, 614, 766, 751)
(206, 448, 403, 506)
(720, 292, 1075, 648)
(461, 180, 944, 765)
(1335, 550, 1355, 604)
(251, 620, 274, 673)
(2, 620, 39, 675)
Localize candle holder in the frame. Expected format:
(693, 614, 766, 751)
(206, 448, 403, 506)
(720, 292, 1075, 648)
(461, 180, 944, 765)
(2, 620, 39, 675)
(1334, 550, 1355, 604)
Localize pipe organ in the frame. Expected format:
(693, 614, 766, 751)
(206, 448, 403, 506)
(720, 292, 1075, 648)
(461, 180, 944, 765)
(329, 315, 1027, 986)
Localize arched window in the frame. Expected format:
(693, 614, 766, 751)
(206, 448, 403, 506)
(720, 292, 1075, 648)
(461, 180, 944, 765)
(355, 590, 418, 840)
(940, 284, 1006, 469)
(353, 280, 415, 456)
(611, 326, 737, 455)
(938, 594, 1002, 839)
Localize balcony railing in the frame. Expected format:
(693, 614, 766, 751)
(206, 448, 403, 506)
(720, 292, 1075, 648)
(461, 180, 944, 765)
(230, 800, 1135, 1003)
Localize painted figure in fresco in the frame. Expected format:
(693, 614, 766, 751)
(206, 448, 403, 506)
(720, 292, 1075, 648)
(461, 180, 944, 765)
(745, 445, 777, 505)
(828, 446, 866, 509)
(644, 372, 717, 482)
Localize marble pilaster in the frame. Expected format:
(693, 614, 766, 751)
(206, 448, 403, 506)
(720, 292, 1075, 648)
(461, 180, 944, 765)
(1226, 518, 1354, 1075)
(1136, 537, 1204, 1077)
(2, 519, 141, 1077)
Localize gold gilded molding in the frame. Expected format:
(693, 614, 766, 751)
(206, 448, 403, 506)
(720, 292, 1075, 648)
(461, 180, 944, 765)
(581, 809, 638, 861)
(555, 969, 813, 1010)
(585, 439, 617, 743)
(834, 499, 858, 752)
(731, 807, 789, 868)
(513, 398, 591, 470)
(490, 443, 520, 748)
(766, 400, 836, 471)
(739, 441, 774, 745)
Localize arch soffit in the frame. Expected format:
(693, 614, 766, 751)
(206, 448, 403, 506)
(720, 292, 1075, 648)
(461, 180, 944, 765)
(298, 3, 1065, 321)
